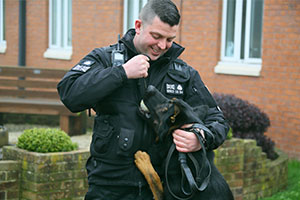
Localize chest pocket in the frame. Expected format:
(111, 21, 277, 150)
(163, 61, 190, 99)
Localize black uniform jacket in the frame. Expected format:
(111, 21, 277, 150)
(57, 29, 229, 187)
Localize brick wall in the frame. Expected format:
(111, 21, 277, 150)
(1, 139, 288, 200)
(0, 160, 20, 200)
(72, 0, 123, 66)
(0, 0, 19, 65)
(214, 138, 288, 200)
(178, 0, 222, 72)
(259, 0, 300, 159)
(0, 0, 123, 69)
(3, 146, 89, 200)
(178, 0, 300, 159)
(0, 0, 299, 159)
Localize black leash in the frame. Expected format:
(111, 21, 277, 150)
(165, 125, 212, 200)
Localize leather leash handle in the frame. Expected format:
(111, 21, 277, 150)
(178, 152, 196, 196)
(165, 129, 212, 200)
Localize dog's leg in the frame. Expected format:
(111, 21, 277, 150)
(134, 150, 163, 200)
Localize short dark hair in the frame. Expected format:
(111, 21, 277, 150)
(139, 0, 180, 27)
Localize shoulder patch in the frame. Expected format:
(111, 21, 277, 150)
(72, 64, 91, 72)
(71, 60, 95, 72)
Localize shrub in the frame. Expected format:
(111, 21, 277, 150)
(227, 128, 233, 139)
(213, 93, 278, 160)
(17, 128, 78, 153)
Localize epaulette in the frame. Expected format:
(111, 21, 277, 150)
(168, 59, 190, 82)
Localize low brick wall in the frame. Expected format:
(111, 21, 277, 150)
(1, 138, 288, 200)
(2, 147, 90, 200)
(214, 138, 288, 200)
(0, 160, 20, 200)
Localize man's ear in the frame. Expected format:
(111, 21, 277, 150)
(135, 19, 142, 34)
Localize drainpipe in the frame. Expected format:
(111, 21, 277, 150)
(18, 0, 26, 66)
(179, 0, 183, 45)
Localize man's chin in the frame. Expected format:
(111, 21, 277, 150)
(149, 53, 163, 61)
(149, 56, 159, 61)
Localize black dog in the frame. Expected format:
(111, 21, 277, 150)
(135, 85, 234, 200)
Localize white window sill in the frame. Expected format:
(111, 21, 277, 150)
(43, 48, 72, 60)
(0, 42, 7, 53)
(214, 61, 261, 77)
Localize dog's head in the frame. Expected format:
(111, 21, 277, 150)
(139, 85, 208, 142)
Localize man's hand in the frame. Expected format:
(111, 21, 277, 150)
(123, 55, 150, 79)
(172, 124, 205, 153)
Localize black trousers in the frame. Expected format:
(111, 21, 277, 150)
(84, 184, 154, 200)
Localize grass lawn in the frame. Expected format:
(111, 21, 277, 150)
(259, 160, 300, 200)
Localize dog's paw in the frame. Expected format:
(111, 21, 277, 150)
(134, 150, 164, 200)
(134, 150, 152, 173)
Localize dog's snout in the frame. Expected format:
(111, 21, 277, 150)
(145, 85, 156, 98)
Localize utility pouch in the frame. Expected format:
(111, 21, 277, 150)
(117, 128, 135, 157)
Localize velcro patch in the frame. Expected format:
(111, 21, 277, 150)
(166, 83, 184, 95)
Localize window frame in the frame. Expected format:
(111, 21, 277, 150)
(0, 0, 6, 53)
(44, 0, 72, 60)
(215, 0, 263, 76)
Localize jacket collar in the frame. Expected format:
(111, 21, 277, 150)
(120, 29, 185, 62)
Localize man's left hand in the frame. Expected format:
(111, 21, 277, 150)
(172, 124, 204, 153)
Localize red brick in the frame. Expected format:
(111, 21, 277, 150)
(0, 0, 299, 159)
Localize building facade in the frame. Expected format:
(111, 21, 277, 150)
(0, 0, 299, 159)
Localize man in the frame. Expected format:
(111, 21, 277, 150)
(57, 0, 233, 199)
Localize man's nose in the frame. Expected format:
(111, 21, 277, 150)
(157, 39, 167, 50)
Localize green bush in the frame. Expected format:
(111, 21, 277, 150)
(227, 128, 233, 139)
(17, 128, 78, 153)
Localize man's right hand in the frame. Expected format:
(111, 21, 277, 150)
(122, 55, 150, 79)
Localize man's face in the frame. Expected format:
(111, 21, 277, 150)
(134, 16, 178, 61)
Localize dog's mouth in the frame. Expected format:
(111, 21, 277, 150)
(139, 85, 162, 120)
(140, 100, 149, 113)
(139, 85, 181, 142)
(139, 100, 151, 119)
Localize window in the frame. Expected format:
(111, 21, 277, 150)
(123, 0, 148, 33)
(44, 0, 72, 60)
(215, 0, 264, 76)
(0, 0, 6, 53)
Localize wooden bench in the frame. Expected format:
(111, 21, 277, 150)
(0, 65, 86, 136)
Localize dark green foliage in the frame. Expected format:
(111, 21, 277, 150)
(17, 128, 78, 153)
(213, 93, 278, 160)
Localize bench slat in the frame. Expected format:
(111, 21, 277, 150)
(0, 65, 86, 136)
(0, 101, 76, 116)
(0, 89, 59, 99)
(0, 97, 63, 105)
(0, 66, 67, 79)
(0, 79, 58, 89)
